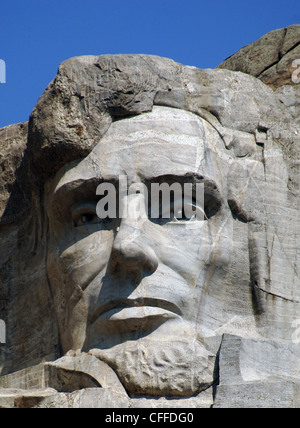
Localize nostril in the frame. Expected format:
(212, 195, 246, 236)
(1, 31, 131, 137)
(109, 255, 122, 275)
(131, 271, 142, 286)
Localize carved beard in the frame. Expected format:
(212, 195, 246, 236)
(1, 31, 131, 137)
(90, 337, 215, 397)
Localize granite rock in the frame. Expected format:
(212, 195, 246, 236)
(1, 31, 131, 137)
(218, 24, 300, 89)
(1, 26, 300, 408)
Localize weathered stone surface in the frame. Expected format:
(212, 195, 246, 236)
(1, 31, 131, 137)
(45, 354, 127, 394)
(218, 25, 300, 89)
(218, 334, 300, 384)
(0, 388, 57, 408)
(214, 381, 300, 409)
(213, 334, 300, 407)
(0, 122, 28, 222)
(1, 26, 300, 408)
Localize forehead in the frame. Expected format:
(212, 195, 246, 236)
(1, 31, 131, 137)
(94, 107, 203, 178)
(52, 107, 229, 192)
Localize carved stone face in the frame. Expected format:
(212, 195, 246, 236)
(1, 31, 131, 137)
(45, 106, 236, 396)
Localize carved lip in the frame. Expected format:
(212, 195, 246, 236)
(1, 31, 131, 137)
(90, 298, 182, 324)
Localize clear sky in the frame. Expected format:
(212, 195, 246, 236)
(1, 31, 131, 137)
(0, 0, 299, 128)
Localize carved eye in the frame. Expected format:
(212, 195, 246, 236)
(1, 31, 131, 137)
(150, 197, 206, 225)
(72, 209, 99, 228)
(171, 199, 206, 222)
(166, 198, 206, 222)
(74, 212, 99, 227)
(71, 201, 115, 230)
(71, 202, 100, 228)
(148, 180, 221, 226)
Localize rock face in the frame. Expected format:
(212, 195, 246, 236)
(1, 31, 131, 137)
(218, 25, 300, 89)
(1, 25, 300, 408)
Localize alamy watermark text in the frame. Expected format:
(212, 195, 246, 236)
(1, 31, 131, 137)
(0, 59, 6, 84)
(95, 176, 204, 221)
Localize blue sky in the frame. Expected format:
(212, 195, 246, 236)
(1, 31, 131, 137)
(0, 0, 299, 128)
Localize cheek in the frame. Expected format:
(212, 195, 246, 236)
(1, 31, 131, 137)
(47, 230, 114, 292)
(153, 218, 233, 281)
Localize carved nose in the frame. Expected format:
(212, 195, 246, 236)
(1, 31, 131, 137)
(111, 230, 159, 274)
(110, 193, 159, 275)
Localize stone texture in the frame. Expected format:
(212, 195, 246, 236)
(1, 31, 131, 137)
(213, 334, 300, 408)
(0, 354, 213, 408)
(214, 381, 300, 409)
(0, 388, 58, 408)
(0, 122, 28, 223)
(218, 25, 300, 89)
(1, 26, 300, 408)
